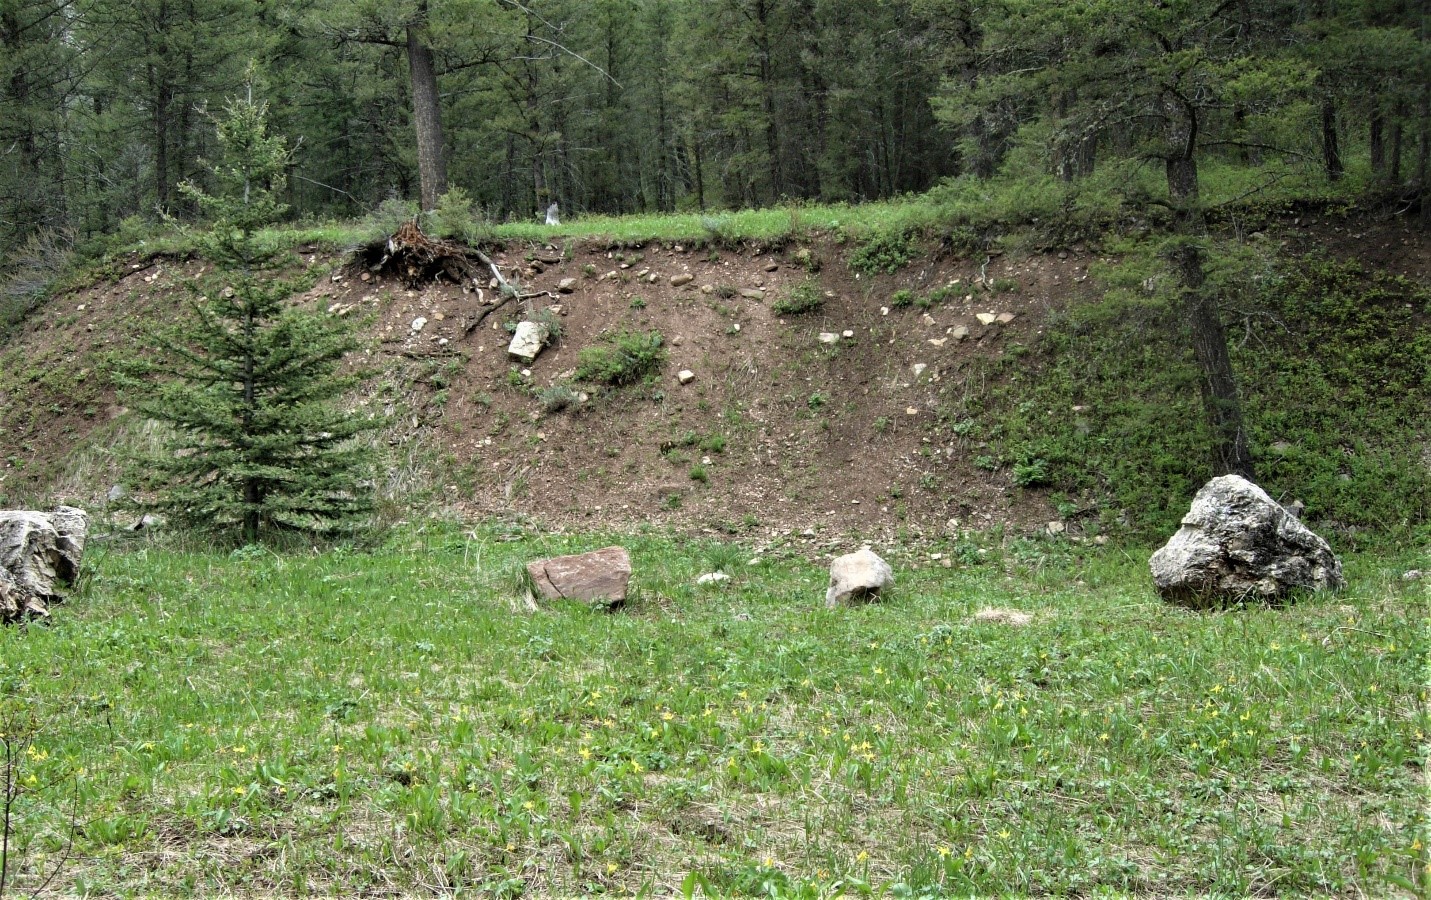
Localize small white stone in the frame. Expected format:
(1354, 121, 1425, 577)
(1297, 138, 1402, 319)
(678, 369, 696, 384)
(818, 333, 839, 344)
(411, 316, 427, 332)
(912, 363, 928, 377)
(842, 330, 854, 338)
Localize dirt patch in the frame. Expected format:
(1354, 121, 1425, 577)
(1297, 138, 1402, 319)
(2, 214, 1419, 549)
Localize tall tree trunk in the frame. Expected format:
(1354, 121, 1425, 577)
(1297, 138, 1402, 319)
(692, 132, 706, 211)
(1390, 104, 1404, 184)
(1164, 98, 1254, 480)
(753, 2, 782, 200)
(1370, 107, 1386, 178)
(242, 301, 259, 544)
(407, 6, 446, 212)
(1418, 86, 1430, 188)
(1321, 98, 1343, 182)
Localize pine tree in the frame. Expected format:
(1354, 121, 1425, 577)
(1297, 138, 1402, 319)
(117, 71, 380, 545)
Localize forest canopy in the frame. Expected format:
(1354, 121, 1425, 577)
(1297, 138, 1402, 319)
(1, 0, 1426, 259)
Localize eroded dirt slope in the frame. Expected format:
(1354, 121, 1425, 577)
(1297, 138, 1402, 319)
(4, 215, 1421, 548)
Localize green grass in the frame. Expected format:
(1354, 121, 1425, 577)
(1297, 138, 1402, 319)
(972, 255, 1430, 545)
(1, 524, 1425, 897)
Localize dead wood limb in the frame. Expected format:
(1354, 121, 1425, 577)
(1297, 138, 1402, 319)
(463, 293, 518, 337)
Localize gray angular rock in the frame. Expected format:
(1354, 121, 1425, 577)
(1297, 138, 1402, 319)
(0, 506, 89, 622)
(527, 546, 631, 607)
(825, 548, 894, 608)
(507, 321, 550, 363)
(1150, 475, 1343, 608)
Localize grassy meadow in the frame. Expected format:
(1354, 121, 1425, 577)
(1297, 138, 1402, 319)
(0, 524, 1425, 897)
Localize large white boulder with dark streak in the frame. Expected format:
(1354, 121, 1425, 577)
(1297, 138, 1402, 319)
(0, 506, 89, 621)
(826, 548, 894, 608)
(1150, 476, 1342, 608)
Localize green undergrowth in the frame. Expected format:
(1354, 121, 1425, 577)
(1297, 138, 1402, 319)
(974, 255, 1429, 547)
(0, 523, 1424, 897)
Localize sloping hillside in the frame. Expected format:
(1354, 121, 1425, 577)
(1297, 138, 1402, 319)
(1, 214, 1425, 547)
(1, 235, 1094, 541)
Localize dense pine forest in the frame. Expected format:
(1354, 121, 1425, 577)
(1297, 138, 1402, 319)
(2, 0, 1426, 257)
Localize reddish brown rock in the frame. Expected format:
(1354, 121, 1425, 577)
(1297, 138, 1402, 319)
(526, 546, 631, 606)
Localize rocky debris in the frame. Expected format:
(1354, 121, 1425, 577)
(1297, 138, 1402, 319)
(697, 572, 730, 586)
(410, 316, 427, 332)
(677, 369, 696, 385)
(996, 312, 1015, 324)
(818, 332, 839, 345)
(507, 321, 550, 363)
(972, 607, 1032, 626)
(670, 273, 694, 287)
(1150, 475, 1344, 608)
(739, 289, 765, 300)
(951, 325, 970, 341)
(825, 548, 894, 608)
(912, 363, 928, 378)
(976, 312, 998, 325)
(526, 546, 631, 607)
(1, 506, 89, 622)
(1402, 570, 1422, 582)
(558, 277, 578, 293)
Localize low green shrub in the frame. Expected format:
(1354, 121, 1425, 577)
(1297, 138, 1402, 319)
(574, 330, 666, 386)
(773, 278, 824, 315)
(849, 228, 917, 275)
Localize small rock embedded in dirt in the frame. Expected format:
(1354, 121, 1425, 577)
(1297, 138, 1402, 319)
(912, 363, 928, 378)
(671, 273, 694, 287)
(697, 572, 730, 586)
(1046, 521, 1066, 535)
(972, 608, 1033, 626)
(818, 333, 839, 344)
(764, 263, 779, 272)
(976, 312, 998, 325)
(922, 313, 937, 326)
(526, 546, 631, 608)
(508, 321, 550, 363)
(842, 330, 854, 338)
(996, 312, 1015, 324)
(826, 548, 894, 608)
(410, 317, 427, 332)
(1150, 474, 1344, 608)
(558, 277, 577, 293)
(951, 326, 970, 340)
(678, 369, 696, 384)
(740, 289, 765, 300)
